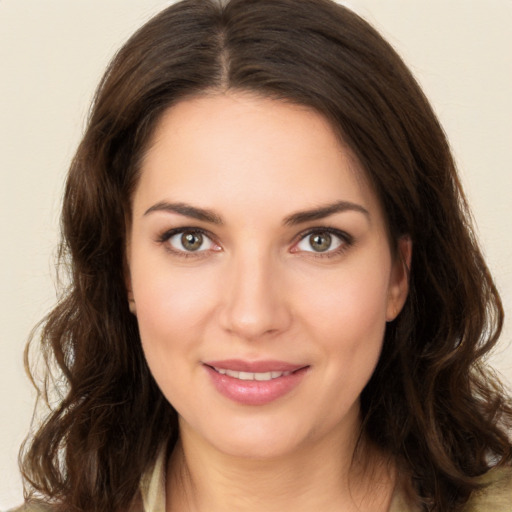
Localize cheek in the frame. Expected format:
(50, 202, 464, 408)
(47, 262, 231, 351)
(320, 282, 388, 374)
(129, 255, 219, 388)
(296, 253, 392, 389)
(132, 270, 213, 408)
(302, 256, 391, 340)
(322, 280, 388, 399)
(132, 254, 216, 334)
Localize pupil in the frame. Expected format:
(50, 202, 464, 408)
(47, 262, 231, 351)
(310, 232, 331, 252)
(181, 232, 202, 251)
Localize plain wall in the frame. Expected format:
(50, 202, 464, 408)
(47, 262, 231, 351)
(1, 0, 511, 508)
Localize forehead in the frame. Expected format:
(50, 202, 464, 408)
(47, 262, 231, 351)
(134, 92, 381, 223)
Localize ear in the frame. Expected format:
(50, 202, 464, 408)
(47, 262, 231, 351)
(386, 235, 412, 322)
(124, 236, 137, 316)
(127, 283, 137, 315)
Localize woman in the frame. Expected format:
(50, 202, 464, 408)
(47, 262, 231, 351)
(16, 0, 512, 511)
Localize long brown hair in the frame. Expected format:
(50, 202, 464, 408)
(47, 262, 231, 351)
(21, 0, 512, 510)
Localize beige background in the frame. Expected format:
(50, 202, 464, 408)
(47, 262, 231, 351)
(1, 0, 511, 508)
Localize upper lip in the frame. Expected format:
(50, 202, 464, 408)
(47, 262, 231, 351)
(204, 359, 307, 373)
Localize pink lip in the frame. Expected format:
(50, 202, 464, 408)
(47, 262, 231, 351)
(203, 359, 309, 406)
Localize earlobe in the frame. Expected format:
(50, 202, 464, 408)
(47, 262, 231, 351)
(124, 242, 137, 316)
(126, 278, 137, 315)
(128, 297, 137, 315)
(386, 235, 412, 322)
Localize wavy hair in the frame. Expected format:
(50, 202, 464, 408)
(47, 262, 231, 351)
(21, 0, 512, 510)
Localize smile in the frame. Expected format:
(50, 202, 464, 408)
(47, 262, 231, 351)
(212, 367, 292, 381)
(204, 360, 309, 406)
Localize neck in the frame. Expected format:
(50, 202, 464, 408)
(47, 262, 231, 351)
(166, 414, 396, 512)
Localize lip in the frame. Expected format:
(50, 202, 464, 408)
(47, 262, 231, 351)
(204, 359, 305, 373)
(203, 359, 309, 406)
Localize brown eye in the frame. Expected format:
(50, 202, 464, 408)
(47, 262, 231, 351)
(180, 232, 203, 251)
(309, 232, 332, 252)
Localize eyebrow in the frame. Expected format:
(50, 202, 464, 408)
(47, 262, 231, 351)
(143, 200, 369, 226)
(283, 200, 370, 226)
(144, 201, 223, 224)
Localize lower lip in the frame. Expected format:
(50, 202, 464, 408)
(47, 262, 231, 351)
(204, 365, 309, 406)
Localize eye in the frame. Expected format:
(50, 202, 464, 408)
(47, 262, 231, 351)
(165, 229, 218, 253)
(295, 229, 348, 254)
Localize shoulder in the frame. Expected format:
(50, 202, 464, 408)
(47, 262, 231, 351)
(464, 466, 512, 512)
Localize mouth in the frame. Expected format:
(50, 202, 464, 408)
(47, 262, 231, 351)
(203, 360, 310, 405)
(207, 366, 295, 381)
(204, 359, 308, 379)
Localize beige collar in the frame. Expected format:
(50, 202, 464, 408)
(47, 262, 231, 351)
(139, 445, 167, 512)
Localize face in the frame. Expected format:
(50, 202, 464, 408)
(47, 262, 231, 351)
(126, 92, 410, 459)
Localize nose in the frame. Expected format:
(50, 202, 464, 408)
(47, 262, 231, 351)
(219, 251, 292, 341)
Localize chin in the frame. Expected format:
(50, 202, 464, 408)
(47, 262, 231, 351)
(185, 412, 310, 460)
(214, 433, 304, 460)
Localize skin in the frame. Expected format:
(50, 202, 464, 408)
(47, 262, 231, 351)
(126, 92, 411, 512)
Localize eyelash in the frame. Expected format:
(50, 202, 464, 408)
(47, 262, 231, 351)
(292, 227, 354, 259)
(156, 226, 354, 259)
(156, 227, 217, 259)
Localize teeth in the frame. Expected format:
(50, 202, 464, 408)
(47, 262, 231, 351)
(215, 368, 291, 381)
(255, 372, 272, 381)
